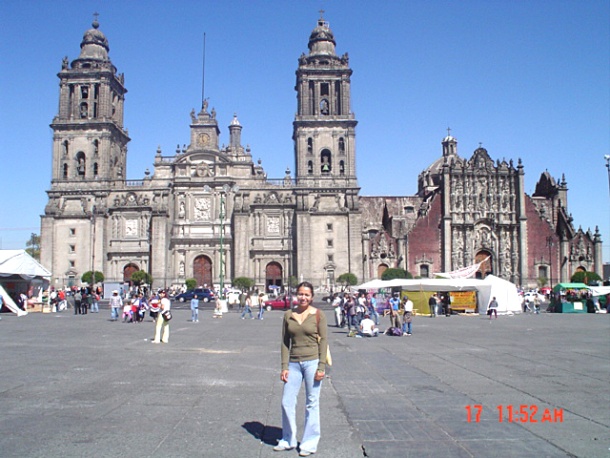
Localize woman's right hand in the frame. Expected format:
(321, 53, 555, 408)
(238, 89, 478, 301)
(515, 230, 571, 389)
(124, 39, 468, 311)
(280, 370, 289, 383)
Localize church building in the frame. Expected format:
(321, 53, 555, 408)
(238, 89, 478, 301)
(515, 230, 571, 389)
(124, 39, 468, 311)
(40, 16, 603, 292)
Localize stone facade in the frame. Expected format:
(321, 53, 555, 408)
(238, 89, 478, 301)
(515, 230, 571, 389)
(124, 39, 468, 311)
(40, 16, 602, 291)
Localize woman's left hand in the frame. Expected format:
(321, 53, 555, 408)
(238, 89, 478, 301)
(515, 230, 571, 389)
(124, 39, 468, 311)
(314, 370, 325, 381)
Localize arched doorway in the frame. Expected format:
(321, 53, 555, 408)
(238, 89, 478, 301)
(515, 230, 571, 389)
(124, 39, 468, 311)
(266, 262, 283, 292)
(123, 263, 139, 283)
(475, 251, 492, 279)
(193, 255, 212, 287)
(377, 263, 389, 279)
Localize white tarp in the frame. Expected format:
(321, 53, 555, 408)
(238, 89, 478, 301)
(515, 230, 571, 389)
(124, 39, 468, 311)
(0, 283, 27, 316)
(588, 286, 610, 297)
(0, 250, 52, 278)
(356, 275, 522, 314)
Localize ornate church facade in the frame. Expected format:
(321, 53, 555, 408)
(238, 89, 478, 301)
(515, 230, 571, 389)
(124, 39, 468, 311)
(40, 16, 603, 292)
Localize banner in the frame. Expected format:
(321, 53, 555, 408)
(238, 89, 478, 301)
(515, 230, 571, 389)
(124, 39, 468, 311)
(433, 256, 490, 279)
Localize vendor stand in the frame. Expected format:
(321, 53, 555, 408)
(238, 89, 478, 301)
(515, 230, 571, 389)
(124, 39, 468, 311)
(550, 283, 589, 313)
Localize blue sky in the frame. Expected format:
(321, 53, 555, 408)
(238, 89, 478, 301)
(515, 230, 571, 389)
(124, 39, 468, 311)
(1, 0, 609, 263)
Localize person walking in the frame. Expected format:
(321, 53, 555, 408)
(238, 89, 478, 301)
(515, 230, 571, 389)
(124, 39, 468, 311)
(402, 295, 414, 336)
(191, 294, 200, 322)
(108, 290, 122, 321)
(258, 292, 266, 320)
(429, 293, 438, 317)
(241, 293, 254, 319)
(152, 291, 171, 343)
(487, 296, 498, 320)
(368, 293, 379, 325)
(331, 293, 342, 327)
(274, 281, 328, 457)
(74, 289, 82, 315)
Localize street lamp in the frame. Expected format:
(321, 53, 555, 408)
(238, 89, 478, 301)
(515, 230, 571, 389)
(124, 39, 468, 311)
(546, 236, 554, 288)
(605, 155, 610, 199)
(218, 184, 239, 300)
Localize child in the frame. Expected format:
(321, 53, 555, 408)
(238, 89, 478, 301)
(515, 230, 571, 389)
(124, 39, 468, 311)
(122, 302, 133, 322)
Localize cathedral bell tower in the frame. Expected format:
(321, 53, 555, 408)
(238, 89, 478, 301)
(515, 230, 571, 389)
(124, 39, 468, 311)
(50, 18, 129, 185)
(293, 14, 357, 185)
(292, 14, 363, 285)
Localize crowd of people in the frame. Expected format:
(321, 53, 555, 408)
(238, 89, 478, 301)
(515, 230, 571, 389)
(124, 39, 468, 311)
(48, 286, 102, 314)
(329, 291, 417, 337)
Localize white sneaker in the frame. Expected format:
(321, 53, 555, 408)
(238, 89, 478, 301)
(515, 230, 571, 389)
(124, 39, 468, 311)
(273, 444, 294, 451)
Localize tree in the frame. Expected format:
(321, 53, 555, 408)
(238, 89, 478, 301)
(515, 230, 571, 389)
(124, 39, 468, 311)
(381, 268, 411, 280)
(571, 271, 601, 285)
(336, 273, 358, 290)
(130, 270, 153, 286)
(287, 276, 298, 289)
(232, 276, 255, 291)
(81, 270, 104, 284)
(25, 233, 41, 261)
(185, 278, 197, 290)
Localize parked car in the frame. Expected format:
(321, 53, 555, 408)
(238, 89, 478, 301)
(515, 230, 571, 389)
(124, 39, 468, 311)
(264, 294, 298, 311)
(175, 288, 215, 303)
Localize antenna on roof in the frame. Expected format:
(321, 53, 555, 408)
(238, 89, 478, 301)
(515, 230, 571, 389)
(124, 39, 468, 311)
(201, 32, 206, 110)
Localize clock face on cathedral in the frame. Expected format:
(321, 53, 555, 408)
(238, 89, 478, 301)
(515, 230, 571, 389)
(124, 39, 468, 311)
(197, 133, 210, 146)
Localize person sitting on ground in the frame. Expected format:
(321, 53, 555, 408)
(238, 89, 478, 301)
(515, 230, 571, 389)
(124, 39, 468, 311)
(358, 314, 379, 337)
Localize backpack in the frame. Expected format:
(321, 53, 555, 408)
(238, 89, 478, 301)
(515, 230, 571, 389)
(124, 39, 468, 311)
(386, 327, 403, 336)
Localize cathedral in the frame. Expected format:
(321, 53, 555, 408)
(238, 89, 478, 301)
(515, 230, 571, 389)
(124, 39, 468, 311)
(40, 16, 603, 292)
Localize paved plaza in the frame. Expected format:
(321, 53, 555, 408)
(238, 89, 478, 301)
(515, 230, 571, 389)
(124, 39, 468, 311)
(0, 303, 608, 457)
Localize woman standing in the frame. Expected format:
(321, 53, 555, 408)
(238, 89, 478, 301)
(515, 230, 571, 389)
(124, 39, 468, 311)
(152, 291, 171, 343)
(274, 281, 328, 457)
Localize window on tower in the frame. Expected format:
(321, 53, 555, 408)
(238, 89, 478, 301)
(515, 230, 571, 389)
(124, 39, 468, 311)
(81, 86, 89, 99)
(76, 152, 86, 177)
(93, 163, 99, 177)
(307, 161, 313, 175)
(321, 149, 332, 173)
(79, 102, 88, 119)
(63, 163, 69, 179)
(320, 98, 329, 115)
(339, 137, 345, 154)
(339, 160, 345, 175)
(307, 138, 313, 154)
(321, 83, 329, 96)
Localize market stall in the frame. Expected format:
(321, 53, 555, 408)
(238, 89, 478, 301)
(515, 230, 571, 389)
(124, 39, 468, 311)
(550, 283, 589, 313)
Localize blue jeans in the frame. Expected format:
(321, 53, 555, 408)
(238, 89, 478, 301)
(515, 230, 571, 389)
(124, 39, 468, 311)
(258, 307, 265, 319)
(369, 308, 379, 325)
(279, 360, 322, 453)
(191, 307, 198, 321)
(241, 306, 253, 318)
(402, 319, 412, 334)
(111, 307, 119, 320)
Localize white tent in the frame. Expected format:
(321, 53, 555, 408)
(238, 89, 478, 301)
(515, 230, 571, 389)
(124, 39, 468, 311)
(0, 283, 27, 316)
(0, 250, 52, 278)
(356, 275, 521, 314)
(0, 250, 51, 316)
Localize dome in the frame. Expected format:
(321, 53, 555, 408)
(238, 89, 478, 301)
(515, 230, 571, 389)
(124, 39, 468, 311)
(230, 114, 241, 126)
(78, 19, 110, 61)
(308, 18, 336, 56)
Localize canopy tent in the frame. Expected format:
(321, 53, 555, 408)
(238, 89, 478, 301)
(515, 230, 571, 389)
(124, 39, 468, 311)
(0, 250, 51, 316)
(0, 283, 27, 316)
(356, 275, 521, 314)
(0, 250, 52, 278)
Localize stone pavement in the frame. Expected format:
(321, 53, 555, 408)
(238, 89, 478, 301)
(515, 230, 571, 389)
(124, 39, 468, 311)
(0, 304, 608, 457)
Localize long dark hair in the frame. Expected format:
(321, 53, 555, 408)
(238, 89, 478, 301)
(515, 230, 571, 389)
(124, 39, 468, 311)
(296, 281, 314, 297)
